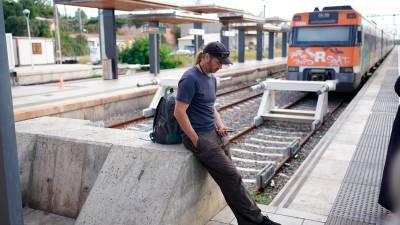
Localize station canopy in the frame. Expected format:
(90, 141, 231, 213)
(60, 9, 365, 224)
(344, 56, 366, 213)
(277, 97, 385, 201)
(219, 13, 266, 24)
(231, 23, 282, 32)
(264, 16, 290, 24)
(129, 9, 219, 24)
(181, 4, 244, 14)
(54, 0, 177, 11)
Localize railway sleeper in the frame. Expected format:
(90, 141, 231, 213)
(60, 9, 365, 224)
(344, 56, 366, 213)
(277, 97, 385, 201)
(257, 128, 308, 137)
(256, 163, 276, 190)
(232, 157, 275, 171)
(231, 148, 286, 161)
(253, 133, 300, 141)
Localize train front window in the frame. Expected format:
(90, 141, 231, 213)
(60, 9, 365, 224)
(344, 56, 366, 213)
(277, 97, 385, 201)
(291, 26, 355, 47)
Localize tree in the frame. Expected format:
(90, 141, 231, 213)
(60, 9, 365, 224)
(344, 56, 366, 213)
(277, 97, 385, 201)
(119, 37, 149, 65)
(116, 18, 128, 29)
(66, 8, 88, 33)
(119, 37, 182, 69)
(128, 19, 144, 28)
(171, 25, 181, 40)
(3, 0, 53, 37)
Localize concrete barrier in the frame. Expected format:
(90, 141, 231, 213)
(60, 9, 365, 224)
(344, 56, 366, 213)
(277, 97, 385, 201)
(76, 142, 225, 225)
(14, 65, 103, 85)
(16, 117, 226, 224)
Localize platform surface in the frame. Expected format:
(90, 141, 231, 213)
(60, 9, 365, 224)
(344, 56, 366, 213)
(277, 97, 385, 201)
(11, 58, 285, 121)
(207, 47, 399, 225)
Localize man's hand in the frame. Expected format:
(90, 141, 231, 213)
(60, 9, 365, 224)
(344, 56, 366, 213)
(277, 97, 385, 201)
(217, 126, 234, 137)
(191, 135, 199, 147)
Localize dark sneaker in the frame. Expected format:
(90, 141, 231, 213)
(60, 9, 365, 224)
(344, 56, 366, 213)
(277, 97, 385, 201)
(261, 216, 281, 225)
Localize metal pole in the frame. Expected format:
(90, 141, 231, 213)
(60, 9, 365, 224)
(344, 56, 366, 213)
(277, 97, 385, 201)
(25, 14, 34, 67)
(220, 23, 230, 50)
(268, 32, 274, 59)
(149, 21, 159, 75)
(282, 32, 287, 57)
(193, 23, 203, 55)
(99, 9, 118, 79)
(154, 32, 158, 76)
(0, 2, 24, 225)
(256, 25, 263, 61)
(53, 1, 62, 64)
(238, 30, 245, 63)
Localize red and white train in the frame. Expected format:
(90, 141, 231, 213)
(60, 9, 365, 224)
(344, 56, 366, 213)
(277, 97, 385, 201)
(287, 5, 395, 92)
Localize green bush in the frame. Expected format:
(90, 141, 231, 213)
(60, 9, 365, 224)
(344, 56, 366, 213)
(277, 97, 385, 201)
(160, 44, 182, 69)
(119, 37, 183, 70)
(61, 33, 89, 56)
(119, 37, 149, 65)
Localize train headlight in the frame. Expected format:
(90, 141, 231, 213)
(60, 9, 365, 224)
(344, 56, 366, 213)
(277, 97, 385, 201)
(340, 67, 353, 73)
(288, 66, 299, 72)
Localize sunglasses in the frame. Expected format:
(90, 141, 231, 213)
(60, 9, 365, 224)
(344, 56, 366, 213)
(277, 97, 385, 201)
(208, 51, 230, 59)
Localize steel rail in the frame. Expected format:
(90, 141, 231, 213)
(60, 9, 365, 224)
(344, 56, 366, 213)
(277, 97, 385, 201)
(228, 94, 309, 143)
(272, 100, 344, 181)
(107, 71, 286, 128)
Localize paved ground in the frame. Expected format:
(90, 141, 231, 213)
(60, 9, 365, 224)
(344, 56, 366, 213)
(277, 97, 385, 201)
(207, 47, 399, 225)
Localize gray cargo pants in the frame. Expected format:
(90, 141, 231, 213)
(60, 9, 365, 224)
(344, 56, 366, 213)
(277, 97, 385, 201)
(183, 130, 264, 225)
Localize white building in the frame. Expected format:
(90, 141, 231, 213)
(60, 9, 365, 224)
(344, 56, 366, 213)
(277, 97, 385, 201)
(7, 34, 55, 66)
(87, 36, 101, 64)
(6, 33, 15, 71)
(178, 33, 221, 53)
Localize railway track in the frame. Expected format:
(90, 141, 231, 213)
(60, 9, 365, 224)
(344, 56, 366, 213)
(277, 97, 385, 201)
(227, 95, 344, 190)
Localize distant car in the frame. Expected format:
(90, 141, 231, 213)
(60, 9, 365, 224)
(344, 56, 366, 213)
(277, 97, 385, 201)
(62, 56, 78, 64)
(171, 49, 193, 55)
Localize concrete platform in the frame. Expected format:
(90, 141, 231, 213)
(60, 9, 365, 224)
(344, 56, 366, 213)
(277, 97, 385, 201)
(208, 47, 399, 225)
(12, 58, 286, 122)
(13, 64, 103, 85)
(24, 208, 75, 225)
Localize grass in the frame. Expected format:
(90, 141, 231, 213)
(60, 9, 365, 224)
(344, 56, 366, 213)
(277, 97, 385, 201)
(251, 191, 273, 205)
(77, 55, 91, 64)
(174, 54, 194, 68)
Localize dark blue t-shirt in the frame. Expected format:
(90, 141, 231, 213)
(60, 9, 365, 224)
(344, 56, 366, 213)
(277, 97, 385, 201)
(177, 66, 217, 134)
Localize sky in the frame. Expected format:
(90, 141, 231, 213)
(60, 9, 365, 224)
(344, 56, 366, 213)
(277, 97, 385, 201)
(58, 0, 400, 37)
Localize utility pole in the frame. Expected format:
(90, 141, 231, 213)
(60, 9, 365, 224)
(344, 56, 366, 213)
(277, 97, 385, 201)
(78, 8, 83, 37)
(78, 8, 83, 46)
(23, 9, 34, 68)
(262, 0, 266, 18)
(64, 5, 68, 32)
(53, 1, 62, 64)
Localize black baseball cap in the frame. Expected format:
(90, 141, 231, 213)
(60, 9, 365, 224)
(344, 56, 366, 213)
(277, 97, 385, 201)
(203, 41, 233, 65)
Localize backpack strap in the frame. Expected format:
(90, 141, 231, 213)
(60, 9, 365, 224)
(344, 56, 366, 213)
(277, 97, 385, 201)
(164, 86, 174, 95)
(150, 96, 164, 143)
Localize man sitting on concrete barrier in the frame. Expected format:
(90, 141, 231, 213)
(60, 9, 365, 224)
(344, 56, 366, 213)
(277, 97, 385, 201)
(174, 41, 280, 225)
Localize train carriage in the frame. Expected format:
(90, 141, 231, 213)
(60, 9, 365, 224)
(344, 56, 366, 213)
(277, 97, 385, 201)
(287, 5, 394, 92)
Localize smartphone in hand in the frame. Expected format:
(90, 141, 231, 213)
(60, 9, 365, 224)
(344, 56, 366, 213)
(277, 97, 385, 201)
(226, 128, 235, 133)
